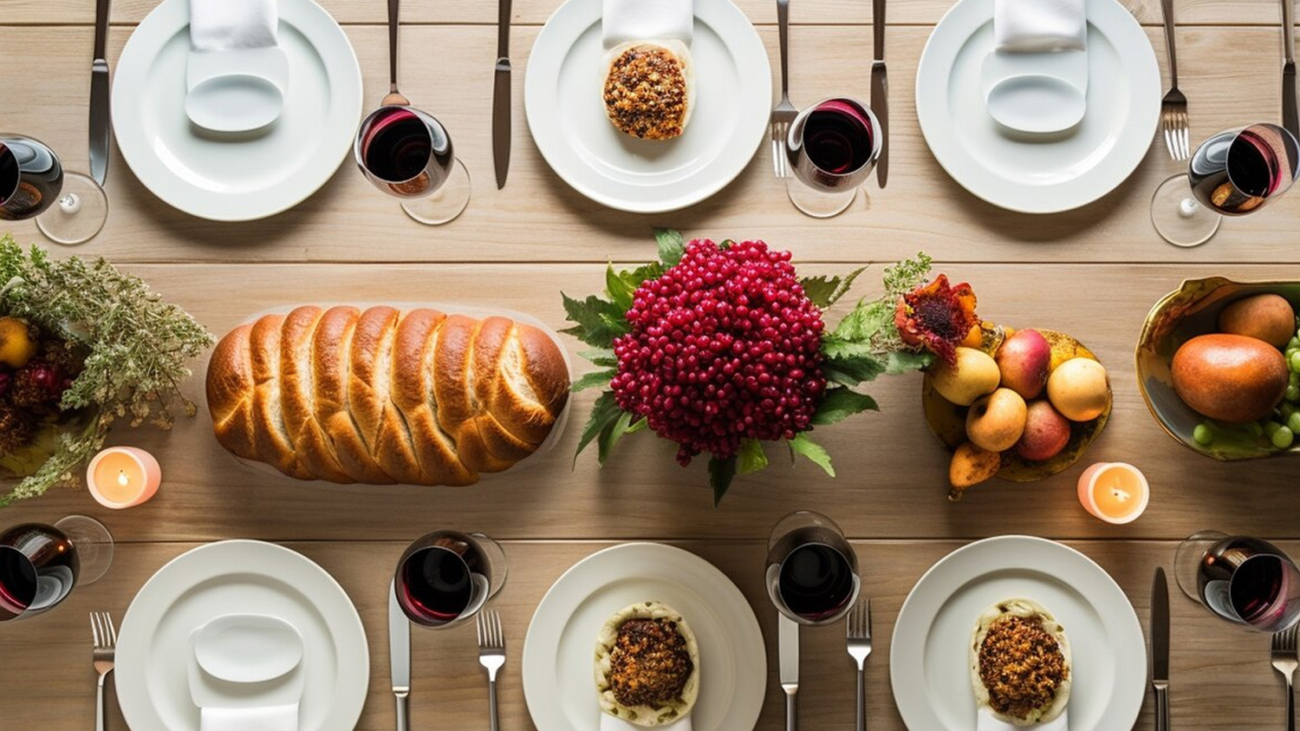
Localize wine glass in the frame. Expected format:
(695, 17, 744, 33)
(0, 516, 113, 622)
(785, 98, 882, 219)
(393, 530, 507, 629)
(1151, 123, 1300, 248)
(765, 511, 860, 625)
(0, 134, 107, 245)
(1173, 530, 1300, 633)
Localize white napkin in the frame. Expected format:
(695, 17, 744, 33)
(993, 0, 1086, 53)
(190, 0, 278, 51)
(977, 707, 1068, 731)
(602, 0, 694, 48)
(200, 704, 298, 731)
(601, 712, 692, 731)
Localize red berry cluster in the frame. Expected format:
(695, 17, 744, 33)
(611, 240, 827, 465)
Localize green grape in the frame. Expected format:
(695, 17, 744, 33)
(1194, 423, 1215, 446)
(1266, 421, 1284, 438)
(1274, 426, 1296, 450)
(1291, 372, 1300, 388)
(1289, 349, 1300, 366)
(1284, 403, 1298, 421)
(1246, 421, 1265, 438)
(1290, 412, 1300, 434)
(1291, 336, 1300, 351)
(1291, 351, 1300, 374)
(1289, 385, 1300, 403)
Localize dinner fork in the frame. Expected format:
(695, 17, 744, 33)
(846, 598, 872, 731)
(1273, 625, 1298, 731)
(770, 0, 798, 178)
(1158, 0, 1190, 160)
(477, 609, 505, 731)
(91, 612, 117, 731)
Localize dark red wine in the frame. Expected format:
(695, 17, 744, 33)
(0, 137, 64, 221)
(361, 109, 434, 183)
(1197, 536, 1300, 631)
(1227, 130, 1284, 199)
(778, 542, 856, 620)
(0, 524, 78, 622)
(397, 534, 489, 627)
(803, 101, 874, 175)
(1190, 125, 1299, 215)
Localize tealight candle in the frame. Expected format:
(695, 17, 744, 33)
(86, 447, 162, 509)
(1077, 462, 1149, 524)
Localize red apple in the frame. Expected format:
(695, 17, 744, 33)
(996, 329, 1052, 399)
(1014, 400, 1071, 462)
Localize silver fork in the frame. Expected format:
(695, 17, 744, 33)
(846, 598, 872, 731)
(770, 0, 798, 178)
(1274, 625, 1298, 731)
(477, 609, 506, 731)
(91, 612, 117, 731)
(1158, 0, 1190, 160)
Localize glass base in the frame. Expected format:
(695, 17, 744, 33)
(787, 178, 858, 219)
(1151, 174, 1222, 248)
(35, 172, 107, 245)
(54, 515, 113, 585)
(401, 159, 470, 225)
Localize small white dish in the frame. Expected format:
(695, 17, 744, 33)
(186, 75, 284, 133)
(986, 74, 1086, 133)
(193, 614, 304, 684)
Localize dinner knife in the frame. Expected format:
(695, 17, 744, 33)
(1284, 0, 1298, 141)
(870, 0, 888, 188)
(1151, 567, 1170, 731)
(492, 0, 512, 189)
(89, 0, 112, 186)
(390, 580, 411, 731)
(779, 613, 799, 731)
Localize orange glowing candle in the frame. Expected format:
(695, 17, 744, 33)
(1077, 462, 1149, 524)
(86, 447, 161, 509)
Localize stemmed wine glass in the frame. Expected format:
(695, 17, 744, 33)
(354, 0, 470, 226)
(0, 516, 114, 622)
(1173, 530, 1300, 633)
(1151, 123, 1300, 248)
(0, 134, 107, 245)
(393, 530, 507, 629)
(785, 98, 883, 219)
(765, 511, 860, 625)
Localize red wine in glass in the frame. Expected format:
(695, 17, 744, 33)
(0, 523, 78, 622)
(394, 530, 506, 628)
(356, 106, 453, 198)
(0, 136, 64, 221)
(1188, 124, 1299, 215)
(803, 100, 875, 175)
(766, 511, 860, 625)
(1194, 535, 1300, 632)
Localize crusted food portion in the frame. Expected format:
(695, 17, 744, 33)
(977, 615, 1069, 721)
(609, 618, 695, 708)
(603, 42, 691, 140)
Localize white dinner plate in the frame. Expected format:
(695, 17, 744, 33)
(890, 536, 1146, 731)
(116, 541, 369, 731)
(915, 0, 1160, 213)
(525, 0, 771, 213)
(112, 0, 363, 221)
(522, 543, 766, 731)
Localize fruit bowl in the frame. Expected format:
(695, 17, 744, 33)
(0, 408, 96, 480)
(923, 327, 1112, 483)
(1137, 277, 1300, 460)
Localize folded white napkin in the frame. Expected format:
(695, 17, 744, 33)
(200, 704, 298, 731)
(977, 707, 1068, 731)
(601, 712, 692, 731)
(602, 0, 694, 48)
(190, 0, 279, 51)
(993, 0, 1086, 53)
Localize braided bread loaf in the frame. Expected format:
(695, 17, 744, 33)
(206, 305, 570, 485)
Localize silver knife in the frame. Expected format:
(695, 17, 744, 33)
(779, 613, 799, 731)
(1151, 567, 1170, 731)
(390, 580, 411, 731)
(492, 0, 512, 189)
(870, 0, 888, 188)
(1284, 0, 1298, 140)
(89, 0, 112, 186)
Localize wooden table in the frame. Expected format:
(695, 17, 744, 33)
(3, 0, 1300, 728)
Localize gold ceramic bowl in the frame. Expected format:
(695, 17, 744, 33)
(1136, 277, 1299, 460)
(923, 327, 1112, 482)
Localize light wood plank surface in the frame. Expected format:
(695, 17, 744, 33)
(3, 0, 1299, 730)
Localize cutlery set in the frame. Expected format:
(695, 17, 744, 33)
(778, 598, 873, 731)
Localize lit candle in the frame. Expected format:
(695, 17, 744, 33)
(1077, 462, 1149, 524)
(86, 447, 162, 509)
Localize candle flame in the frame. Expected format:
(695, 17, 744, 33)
(118, 470, 131, 487)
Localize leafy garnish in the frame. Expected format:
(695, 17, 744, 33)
(801, 266, 867, 309)
(654, 228, 685, 267)
(570, 369, 616, 392)
(737, 439, 769, 474)
(811, 389, 879, 426)
(573, 391, 622, 466)
(708, 455, 737, 506)
(787, 433, 835, 477)
(559, 293, 630, 349)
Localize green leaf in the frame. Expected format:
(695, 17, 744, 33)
(560, 293, 631, 349)
(579, 348, 618, 367)
(811, 389, 879, 426)
(736, 439, 769, 474)
(626, 417, 649, 433)
(821, 352, 887, 386)
(708, 456, 738, 506)
(606, 264, 638, 311)
(574, 391, 624, 465)
(801, 266, 867, 309)
(884, 350, 935, 375)
(597, 410, 635, 465)
(654, 228, 686, 267)
(787, 433, 836, 477)
(833, 298, 896, 341)
(819, 335, 878, 361)
(570, 369, 617, 392)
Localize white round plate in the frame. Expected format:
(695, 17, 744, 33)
(112, 0, 363, 221)
(522, 543, 766, 731)
(525, 0, 771, 213)
(915, 0, 1160, 213)
(116, 541, 369, 731)
(890, 536, 1146, 731)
